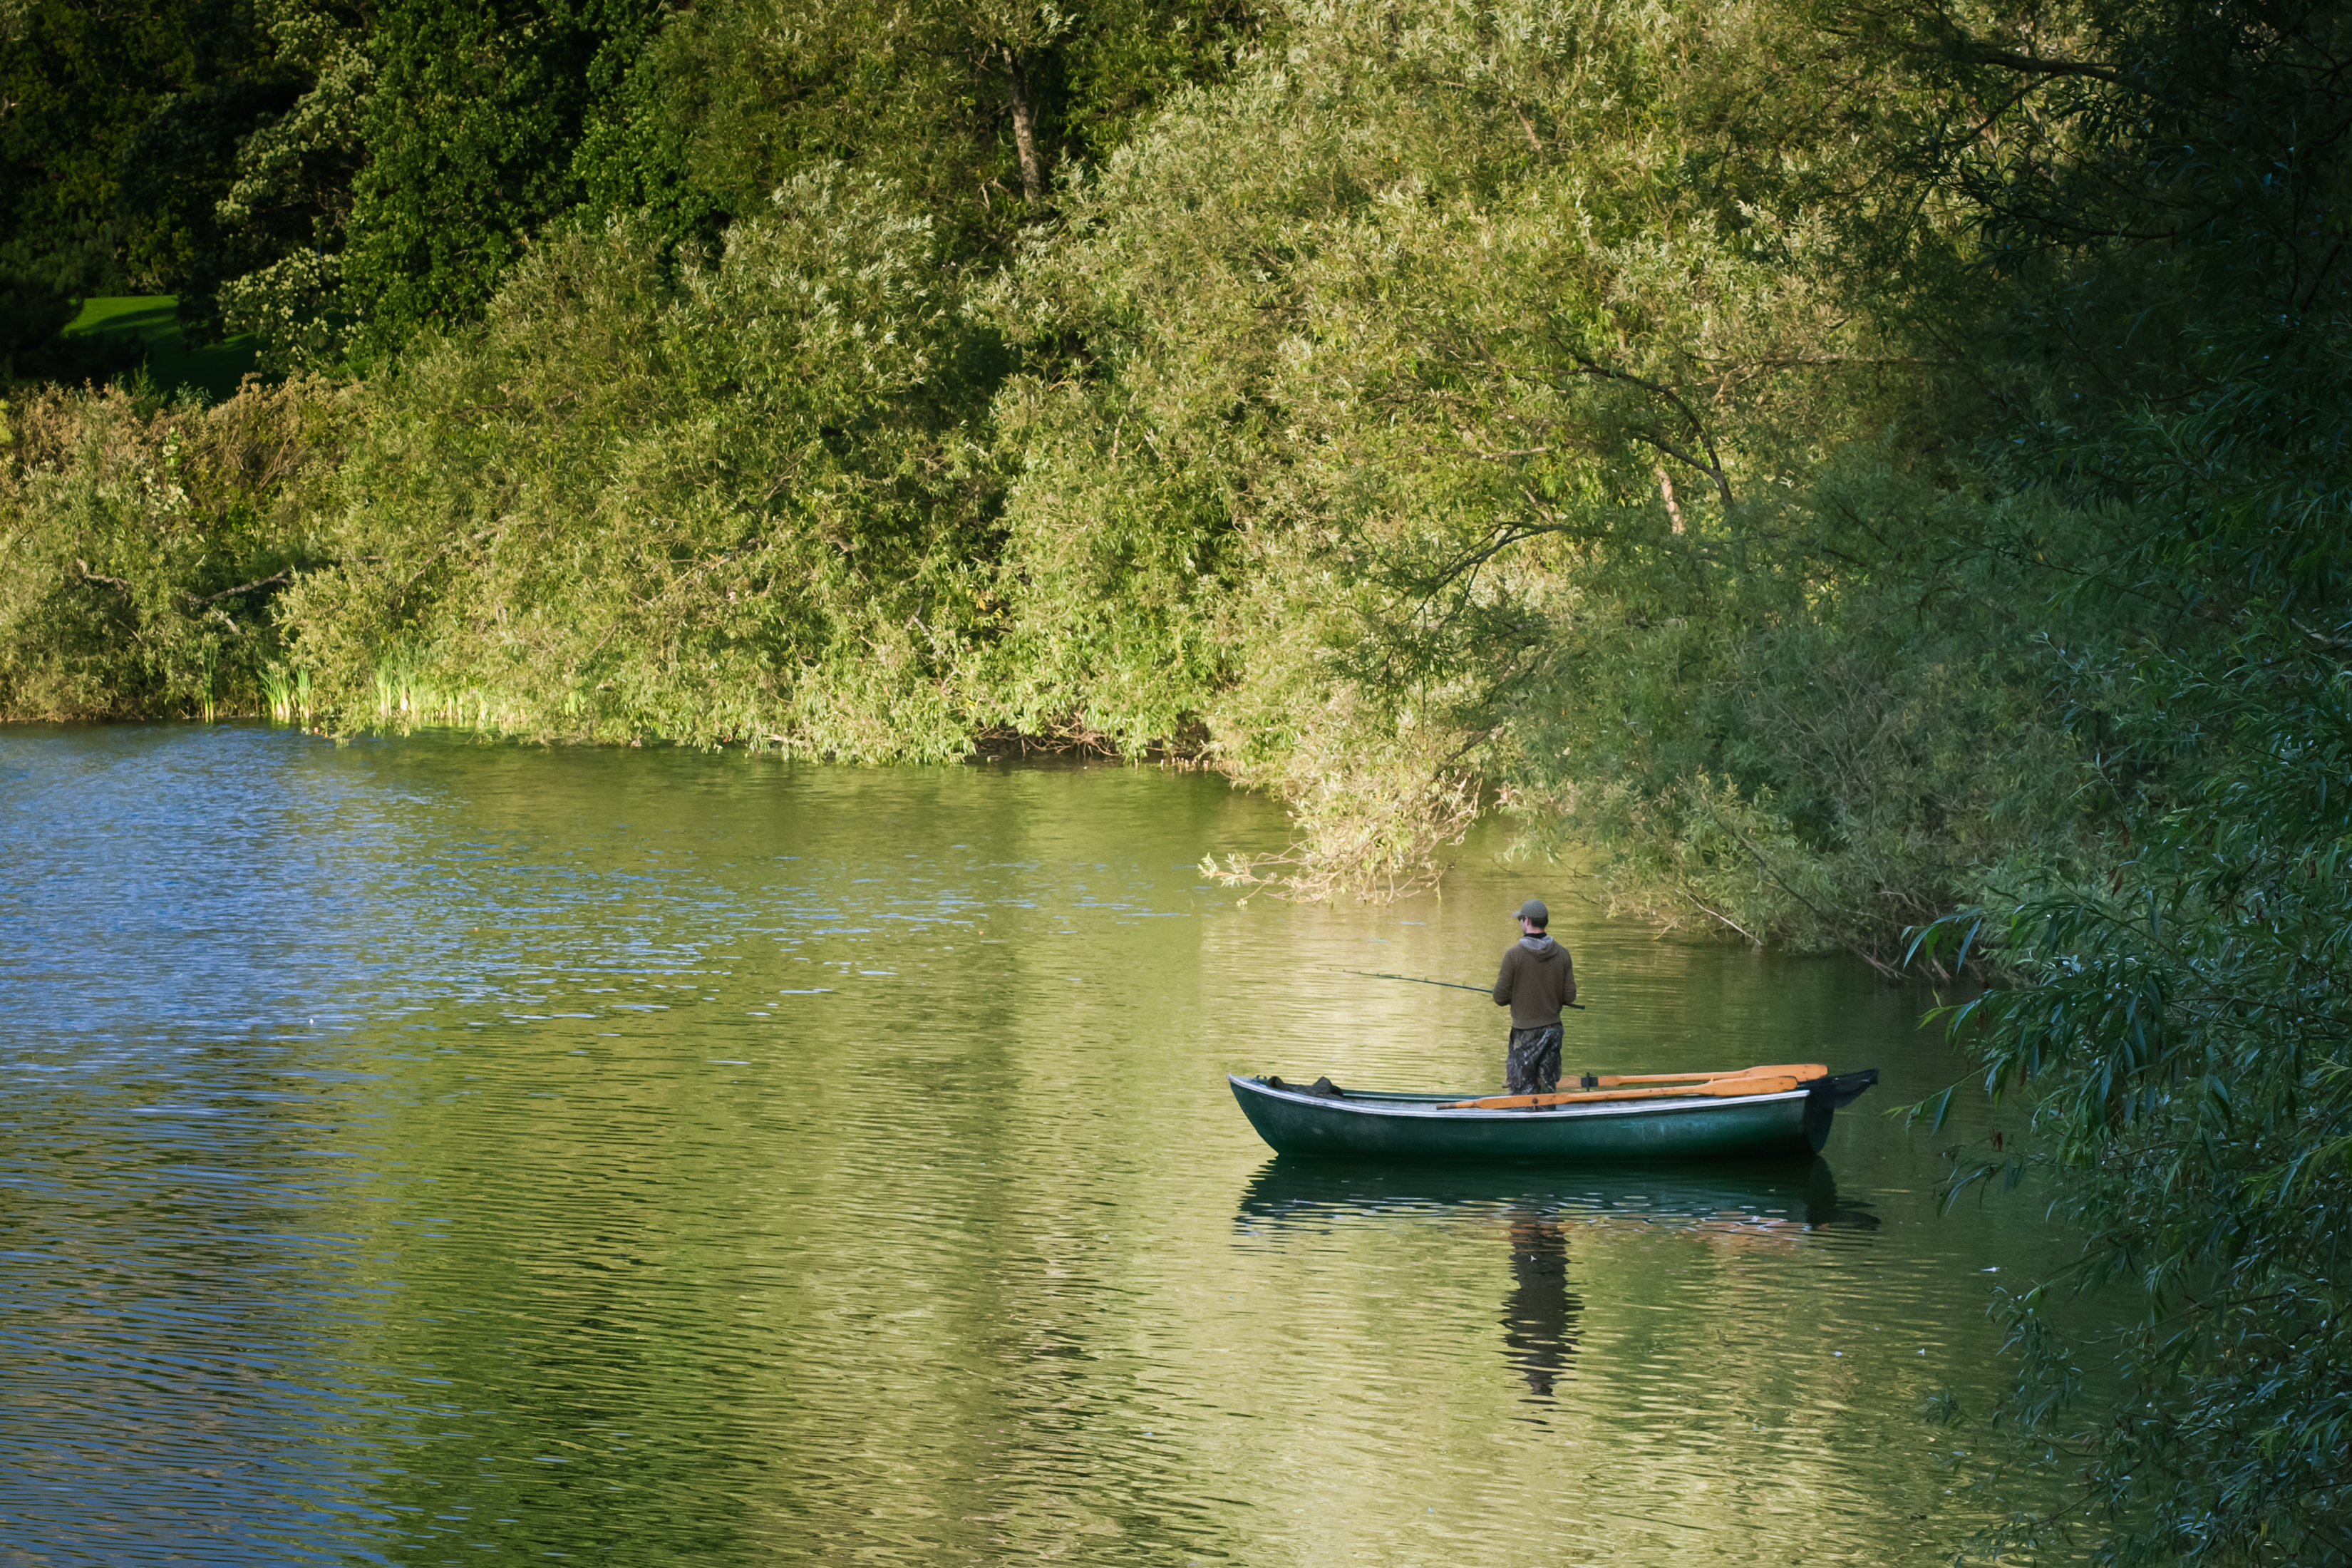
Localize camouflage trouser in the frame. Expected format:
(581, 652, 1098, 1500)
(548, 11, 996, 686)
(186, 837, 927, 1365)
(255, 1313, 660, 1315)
(1505, 1023, 1564, 1095)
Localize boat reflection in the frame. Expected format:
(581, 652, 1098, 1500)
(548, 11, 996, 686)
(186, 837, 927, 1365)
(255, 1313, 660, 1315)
(1235, 1158, 1878, 1405)
(1234, 1155, 1878, 1240)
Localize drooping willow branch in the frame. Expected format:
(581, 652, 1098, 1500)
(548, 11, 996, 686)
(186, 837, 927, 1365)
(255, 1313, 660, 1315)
(1559, 351, 1735, 511)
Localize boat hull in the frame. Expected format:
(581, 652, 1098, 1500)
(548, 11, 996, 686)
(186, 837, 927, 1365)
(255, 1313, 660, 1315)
(1227, 1073, 1865, 1162)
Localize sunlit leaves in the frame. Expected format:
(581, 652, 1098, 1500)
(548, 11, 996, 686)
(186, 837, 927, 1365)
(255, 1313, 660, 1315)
(0, 376, 351, 718)
(282, 172, 1005, 753)
(988, 0, 2061, 912)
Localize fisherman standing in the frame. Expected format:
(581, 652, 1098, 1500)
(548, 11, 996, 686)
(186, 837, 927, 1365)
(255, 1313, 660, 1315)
(1492, 898, 1576, 1093)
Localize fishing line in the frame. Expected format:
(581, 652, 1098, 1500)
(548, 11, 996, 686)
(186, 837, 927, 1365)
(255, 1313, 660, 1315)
(1351, 969, 1586, 1008)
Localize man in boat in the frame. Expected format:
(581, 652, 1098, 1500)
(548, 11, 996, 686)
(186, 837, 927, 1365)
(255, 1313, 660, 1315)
(1492, 899, 1575, 1093)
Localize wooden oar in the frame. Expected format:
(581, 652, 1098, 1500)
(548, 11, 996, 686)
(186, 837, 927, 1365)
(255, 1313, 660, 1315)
(1593, 1063, 1826, 1088)
(1448, 1075, 1804, 1110)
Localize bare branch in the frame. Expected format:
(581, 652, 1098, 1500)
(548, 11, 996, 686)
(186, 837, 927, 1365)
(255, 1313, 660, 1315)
(1564, 353, 1735, 508)
(186, 569, 292, 607)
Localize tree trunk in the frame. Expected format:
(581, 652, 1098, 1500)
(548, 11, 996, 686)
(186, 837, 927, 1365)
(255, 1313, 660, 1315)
(997, 47, 1046, 202)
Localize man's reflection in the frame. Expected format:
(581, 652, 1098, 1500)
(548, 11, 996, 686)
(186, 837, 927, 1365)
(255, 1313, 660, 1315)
(1803, 1159, 1880, 1232)
(1502, 1209, 1580, 1398)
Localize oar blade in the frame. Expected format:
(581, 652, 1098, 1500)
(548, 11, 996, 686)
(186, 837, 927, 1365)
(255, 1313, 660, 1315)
(1701, 1075, 1800, 1098)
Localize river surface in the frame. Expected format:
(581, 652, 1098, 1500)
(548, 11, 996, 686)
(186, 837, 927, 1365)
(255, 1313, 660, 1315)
(0, 725, 2071, 1567)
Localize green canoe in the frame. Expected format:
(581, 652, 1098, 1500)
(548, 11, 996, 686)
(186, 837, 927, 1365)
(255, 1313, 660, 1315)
(1227, 1069, 1879, 1162)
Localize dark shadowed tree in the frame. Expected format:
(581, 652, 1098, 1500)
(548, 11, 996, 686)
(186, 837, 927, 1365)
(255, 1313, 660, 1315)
(341, 0, 674, 356)
(655, 0, 1272, 262)
(1877, 0, 2352, 1559)
(0, 0, 243, 375)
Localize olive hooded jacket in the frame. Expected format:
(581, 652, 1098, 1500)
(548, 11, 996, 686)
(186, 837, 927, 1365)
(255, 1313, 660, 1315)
(1492, 934, 1577, 1028)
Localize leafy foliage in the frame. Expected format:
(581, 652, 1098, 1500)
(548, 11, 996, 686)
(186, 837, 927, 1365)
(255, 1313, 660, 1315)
(1915, 622, 2352, 1564)
(0, 377, 348, 718)
(342, 0, 674, 356)
(656, 0, 1271, 261)
(207, 0, 373, 370)
(0, 0, 194, 294)
(992, 0, 2104, 945)
(1879, 0, 2352, 1557)
(283, 173, 1004, 753)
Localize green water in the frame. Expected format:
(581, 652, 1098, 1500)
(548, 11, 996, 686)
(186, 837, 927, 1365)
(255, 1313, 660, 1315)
(0, 726, 2072, 1565)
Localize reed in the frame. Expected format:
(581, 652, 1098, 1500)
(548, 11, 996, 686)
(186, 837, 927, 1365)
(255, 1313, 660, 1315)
(370, 656, 533, 733)
(259, 665, 314, 725)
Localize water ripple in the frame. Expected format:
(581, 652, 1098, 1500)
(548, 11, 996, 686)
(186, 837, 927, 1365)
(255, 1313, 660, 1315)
(0, 726, 2072, 1566)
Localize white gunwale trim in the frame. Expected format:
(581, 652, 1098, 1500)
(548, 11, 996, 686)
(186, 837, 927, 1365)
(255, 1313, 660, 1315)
(1230, 1075, 1810, 1122)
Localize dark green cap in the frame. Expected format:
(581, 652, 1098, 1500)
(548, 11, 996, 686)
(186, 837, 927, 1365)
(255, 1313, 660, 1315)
(1516, 898, 1549, 927)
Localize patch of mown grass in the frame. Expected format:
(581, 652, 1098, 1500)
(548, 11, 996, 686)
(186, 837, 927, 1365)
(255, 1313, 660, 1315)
(61, 296, 261, 402)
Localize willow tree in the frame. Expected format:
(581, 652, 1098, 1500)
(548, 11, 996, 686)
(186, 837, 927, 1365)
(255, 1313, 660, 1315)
(281, 172, 1008, 754)
(1874, 0, 2352, 1557)
(342, 0, 676, 356)
(989, 0, 2095, 938)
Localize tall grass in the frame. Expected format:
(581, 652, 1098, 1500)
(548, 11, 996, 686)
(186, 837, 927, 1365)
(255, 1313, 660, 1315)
(366, 655, 536, 733)
(259, 664, 314, 724)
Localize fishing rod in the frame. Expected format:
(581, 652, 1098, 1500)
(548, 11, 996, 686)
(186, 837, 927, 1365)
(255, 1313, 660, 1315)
(1356, 970, 1586, 1009)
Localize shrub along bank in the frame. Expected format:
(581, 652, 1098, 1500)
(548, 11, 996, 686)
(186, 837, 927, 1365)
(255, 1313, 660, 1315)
(5, 1, 2118, 964)
(0, 376, 347, 720)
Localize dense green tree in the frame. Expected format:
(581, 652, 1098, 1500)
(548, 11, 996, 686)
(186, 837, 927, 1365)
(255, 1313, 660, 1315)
(281, 172, 1007, 751)
(989, 0, 2108, 937)
(1918, 622, 2352, 1567)
(204, 0, 372, 367)
(119, 68, 312, 343)
(198, 0, 708, 371)
(0, 0, 190, 296)
(562, 5, 718, 243)
(655, 0, 1272, 262)
(341, 0, 675, 356)
(0, 0, 335, 364)
(1, 0, 1264, 364)
(0, 0, 238, 381)
(1869, 0, 2352, 1559)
